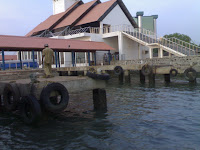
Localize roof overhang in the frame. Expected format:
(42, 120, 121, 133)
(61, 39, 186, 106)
(0, 35, 114, 52)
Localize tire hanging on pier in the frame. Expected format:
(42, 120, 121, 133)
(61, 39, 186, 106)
(40, 82, 69, 113)
(170, 69, 178, 77)
(86, 72, 110, 80)
(88, 67, 96, 73)
(184, 68, 197, 82)
(3, 83, 20, 111)
(114, 66, 123, 75)
(20, 95, 42, 125)
(141, 64, 152, 76)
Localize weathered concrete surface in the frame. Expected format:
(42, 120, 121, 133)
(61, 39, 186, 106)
(0, 69, 58, 81)
(57, 56, 200, 75)
(0, 76, 106, 100)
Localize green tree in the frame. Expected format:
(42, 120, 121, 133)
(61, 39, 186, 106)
(164, 33, 191, 43)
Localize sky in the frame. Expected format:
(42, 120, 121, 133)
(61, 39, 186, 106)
(0, 0, 199, 44)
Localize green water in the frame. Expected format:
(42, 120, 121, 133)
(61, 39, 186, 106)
(0, 76, 200, 150)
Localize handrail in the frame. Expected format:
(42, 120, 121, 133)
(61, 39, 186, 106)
(169, 37, 200, 49)
(48, 24, 198, 56)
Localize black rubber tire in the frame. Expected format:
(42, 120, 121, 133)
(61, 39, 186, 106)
(184, 68, 197, 82)
(20, 95, 42, 125)
(170, 69, 178, 77)
(3, 83, 20, 111)
(40, 83, 69, 113)
(114, 66, 123, 75)
(88, 68, 96, 73)
(141, 65, 152, 76)
(86, 72, 110, 80)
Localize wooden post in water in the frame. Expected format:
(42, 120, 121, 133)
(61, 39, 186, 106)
(119, 72, 124, 83)
(124, 70, 131, 83)
(148, 73, 155, 85)
(164, 74, 170, 83)
(93, 88, 107, 111)
(140, 70, 145, 83)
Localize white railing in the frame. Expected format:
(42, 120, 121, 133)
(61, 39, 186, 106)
(168, 37, 200, 55)
(50, 24, 199, 56)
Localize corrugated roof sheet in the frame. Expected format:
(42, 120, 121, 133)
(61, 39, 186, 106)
(0, 35, 114, 51)
(76, 0, 116, 26)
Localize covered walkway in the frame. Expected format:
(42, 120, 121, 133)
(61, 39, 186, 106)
(0, 35, 114, 70)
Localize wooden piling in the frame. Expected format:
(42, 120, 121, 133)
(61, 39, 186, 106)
(119, 72, 124, 83)
(140, 70, 145, 83)
(124, 70, 131, 83)
(164, 74, 170, 83)
(148, 73, 155, 85)
(93, 88, 107, 111)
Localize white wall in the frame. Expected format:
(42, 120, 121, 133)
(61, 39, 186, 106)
(53, 0, 65, 15)
(122, 36, 139, 60)
(101, 4, 132, 27)
(53, 0, 79, 15)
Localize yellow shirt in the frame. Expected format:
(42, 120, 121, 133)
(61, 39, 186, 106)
(42, 48, 54, 64)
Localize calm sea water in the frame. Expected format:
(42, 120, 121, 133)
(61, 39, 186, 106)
(0, 76, 200, 150)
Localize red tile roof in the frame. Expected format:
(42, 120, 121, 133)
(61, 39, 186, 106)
(0, 55, 17, 61)
(0, 35, 114, 51)
(26, 1, 82, 37)
(54, 0, 98, 29)
(76, 0, 117, 26)
(26, 0, 137, 36)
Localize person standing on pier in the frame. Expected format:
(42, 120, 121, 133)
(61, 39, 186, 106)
(42, 44, 54, 78)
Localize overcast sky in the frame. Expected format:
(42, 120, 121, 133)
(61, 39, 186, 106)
(0, 0, 199, 44)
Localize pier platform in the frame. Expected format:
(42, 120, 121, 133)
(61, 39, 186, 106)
(0, 75, 107, 124)
(0, 76, 106, 100)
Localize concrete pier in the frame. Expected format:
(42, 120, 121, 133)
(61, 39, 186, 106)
(0, 76, 106, 100)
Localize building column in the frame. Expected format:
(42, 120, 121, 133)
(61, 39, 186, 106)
(19, 51, 22, 69)
(94, 52, 97, 66)
(149, 48, 153, 59)
(32, 50, 35, 69)
(84, 52, 87, 66)
(88, 51, 91, 66)
(100, 22, 103, 34)
(55, 51, 58, 68)
(58, 52, 60, 68)
(37, 51, 39, 64)
(108, 51, 111, 65)
(1, 49, 5, 70)
(40, 51, 43, 66)
(28, 51, 31, 60)
(72, 51, 75, 67)
(137, 11, 144, 34)
(159, 48, 163, 58)
(152, 15, 158, 35)
(118, 32, 124, 60)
